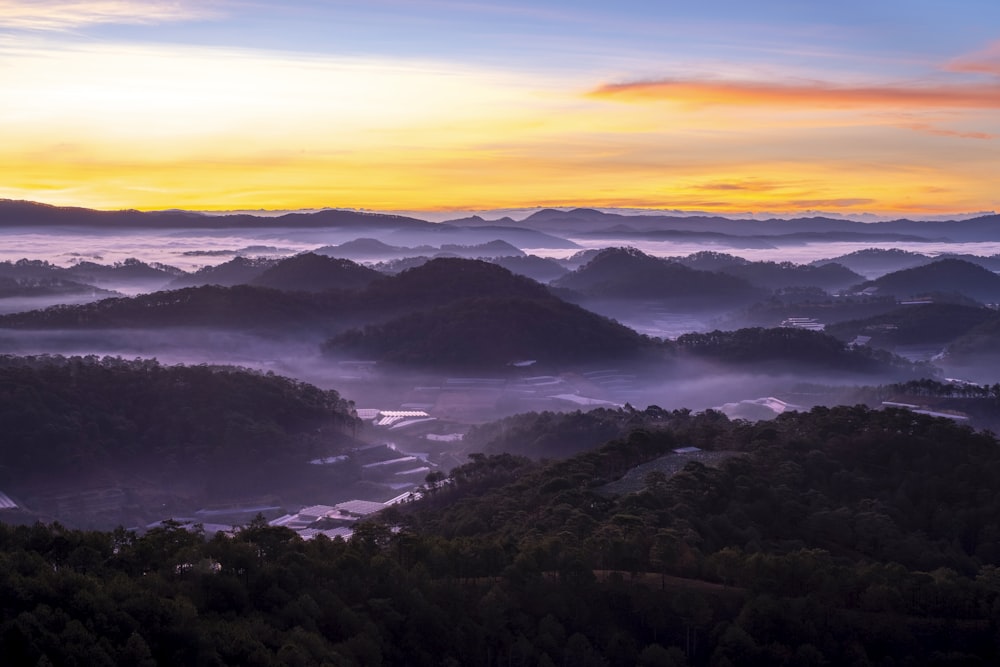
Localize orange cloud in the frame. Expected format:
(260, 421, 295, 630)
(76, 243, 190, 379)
(900, 123, 995, 140)
(946, 41, 1000, 77)
(589, 79, 1000, 110)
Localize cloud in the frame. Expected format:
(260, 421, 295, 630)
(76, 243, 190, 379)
(588, 78, 1000, 110)
(0, 1, 218, 31)
(788, 198, 876, 208)
(946, 41, 1000, 77)
(693, 180, 786, 192)
(900, 123, 995, 140)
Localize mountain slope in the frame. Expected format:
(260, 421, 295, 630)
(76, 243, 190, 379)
(324, 295, 653, 368)
(852, 258, 1000, 302)
(552, 247, 762, 305)
(249, 253, 383, 292)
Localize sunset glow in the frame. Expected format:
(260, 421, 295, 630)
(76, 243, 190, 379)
(1, 1, 998, 217)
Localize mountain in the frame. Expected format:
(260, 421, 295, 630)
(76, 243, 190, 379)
(947, 316, 1000, 363)
(0, 285, 351, 332)
(1, 407, 999, 665)
(515, 207, 1000, 241)
(0, 258, 555, 335)
(0, 199, 436, 230)
(63, 258, 184, 290)
(675, 326, 925, 376)
(551, 247, 763, 306)
(315, 238, 429, 260)
(360, 257, 552, 307)
(0, 276, 118, 300)
(673, 252, 863, 291)
(811, 248, 931, 279)
(249, 253, 383, 292)
(825, 303, 998, 347)
(850, 258, 1000, 303)
(315, 238, 526, 261)
(167, 256, 278, 288)
(489, 255, 569, 283)
(0, 259, 75, 282)
(323, 295, 654, 369)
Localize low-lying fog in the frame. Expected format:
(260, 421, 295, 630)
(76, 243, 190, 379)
(5, 226, 1000, 270)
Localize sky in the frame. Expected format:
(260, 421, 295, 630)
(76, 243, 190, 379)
(1, 0, 999, 217)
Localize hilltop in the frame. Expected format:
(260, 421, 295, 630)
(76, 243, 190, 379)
(552, 247, 763, 307)
(324, 295, 655, 369)
(850, 258, 1000, 303)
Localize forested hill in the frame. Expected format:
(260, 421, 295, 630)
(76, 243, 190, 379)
(323, 296, 655, 369)
(0, 258, 555, 335)
(674, 327, 929, 376)
(0, 284, 351, 332)
(852, 258, 1000, 302)
(0, 355, 357, 483)
(552, 247, 763, 305)
(4, 407, 1000, 664)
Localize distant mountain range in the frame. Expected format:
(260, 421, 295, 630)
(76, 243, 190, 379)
(849, 258, 1000, 303)
(454, 207, 1000, 242)
(6, 199, 1000, 243)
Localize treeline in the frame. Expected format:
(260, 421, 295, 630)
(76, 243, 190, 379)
(5, 407, 1000, 664)
(0, 355, 358, 482)
(673, 327, 928, 375)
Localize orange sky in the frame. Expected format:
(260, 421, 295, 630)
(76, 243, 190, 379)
(1, 2, 998, 218)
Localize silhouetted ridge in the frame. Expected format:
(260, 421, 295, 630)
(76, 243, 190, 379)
(363, 257, 551, 305)
(0, 354, 356, 480)
(853, 258, 1000, 302)
(552, 247, 761, 303)
(675, 326, 923, 374)
(249, 253, 382, 292)
(324, 295, 652, 368)
(826, 303, 997, 346)
(168, 256, 278, 288)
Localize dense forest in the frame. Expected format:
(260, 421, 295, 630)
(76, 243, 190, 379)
(3, 407, 1000, 664)
(0, 355, 358, 483)
(673, 327, 928, 376)
(323, 296, 656, 369)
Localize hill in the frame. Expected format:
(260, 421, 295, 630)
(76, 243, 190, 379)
(825, 303, 998, 347)
(0, 198, 436, 230)
(811, 248, 931, 278)
(674, 253, 863, 291)
(851, 258, 1000, 303)
(249, 253, 383, 292)
(0, 285, 352, 332)
(64, 258, 184, 289)
(2, 407, 1000, 663)
(946, 316, 1000, 363)
(0, 258, 557, 336)
(0, 355, 356, 484)
(0, 276, 117, 300)
(488, 255, 569, 282)
(167, 256, 278, 288)
(551, 247, 762, 306)
(324, 295, 654, 369)
(360, 257, 552, 307)
(674, 326, 926, 376)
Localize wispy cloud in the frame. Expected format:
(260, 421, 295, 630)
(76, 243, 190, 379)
(693, 180, 787, 192)
(0, 1, 219, 31)
(900, 122, 995, 140)
(589, 78, 1000, 110)
(788, 198, 876, 208)
(946, 41, 1000, 77)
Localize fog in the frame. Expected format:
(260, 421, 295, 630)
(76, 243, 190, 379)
(2, 223, 998, 529)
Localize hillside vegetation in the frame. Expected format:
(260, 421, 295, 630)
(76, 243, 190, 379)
(0, 355, 357, 483)
(3, 407, 1000, 664)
